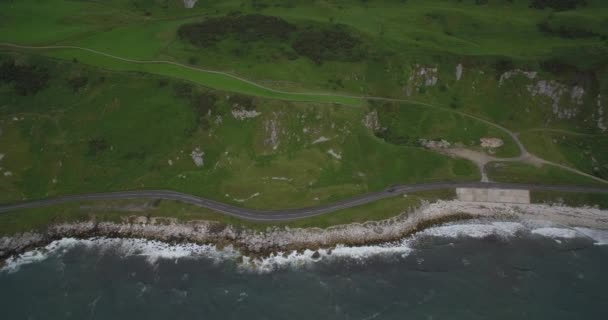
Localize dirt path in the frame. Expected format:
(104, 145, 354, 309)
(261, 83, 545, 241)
(1, 42, 606, 185)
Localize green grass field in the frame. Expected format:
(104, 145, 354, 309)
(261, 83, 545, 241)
(1, 0, 607, 230)
(486, 162, 606, 186)
(519, 130, 608, 179)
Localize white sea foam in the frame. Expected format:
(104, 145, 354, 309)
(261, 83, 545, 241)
(242, 243, 413, 273)
(531, 227, 579, 239)
(2, 238, 82, 273)
(418, 222, 525, 239)
(573, 227, 608, 246)
(3, 220, 607, 274)
(1, 238, 238, 273)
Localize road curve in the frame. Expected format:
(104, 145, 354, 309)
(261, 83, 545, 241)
(1, 182, 607, 222)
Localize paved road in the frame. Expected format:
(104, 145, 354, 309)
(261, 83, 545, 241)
(1, 182, 607, 222)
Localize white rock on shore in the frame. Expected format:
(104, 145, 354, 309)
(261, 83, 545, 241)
(2, 200, 608, 261)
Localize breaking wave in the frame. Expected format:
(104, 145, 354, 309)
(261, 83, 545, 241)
(1, 238, 238, 273)
(3, 220, 608, 274)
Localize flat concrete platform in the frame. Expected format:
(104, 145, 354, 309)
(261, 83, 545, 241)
(456, 188, 530, 204)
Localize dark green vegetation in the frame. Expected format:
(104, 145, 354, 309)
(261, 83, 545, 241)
(0, 0, 607, 229)
(178, 13, 367, 65)
(0, 59, 50, 96)
(530, 0, 588, 11)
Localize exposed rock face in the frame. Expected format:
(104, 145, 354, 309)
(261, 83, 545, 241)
(231, 108, 261, 120)
(456, 64, 463, 81)
(183, 0, 198, 9)
(406, 65, 438, 96)
(190, 148, 204, 167)
(362, 110, 380, 131)
(597, 95, 607, 132)
(527, 80, 585, 119)
(264, 114, 280, 151)
(498, 69, 537, 87)
(327, 149, 342, 160)
(312, 136, 331, 144)
(419, 138, 451, 149)
(480, 137, 504, 149)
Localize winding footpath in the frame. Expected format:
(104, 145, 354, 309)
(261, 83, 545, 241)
(1, 182, 608, 222)
(3, 42, 607, 184)
(1, 43, 608, 222)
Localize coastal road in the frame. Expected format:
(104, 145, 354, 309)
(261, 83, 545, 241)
(1, 182, 607, 222)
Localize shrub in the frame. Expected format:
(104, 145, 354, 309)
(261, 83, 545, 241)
(0, 60, 50, 96)
(291, 25, 364, 64)
(529, 0, 587, 11)
(192, 92, 218, 117)
(228, 94, 255, 110)
(537, 20, 598, 38)
(177, 14, 296, 48)
(87, 137, 109, 156)
(67, 75, 88, 92)
(173, 82, 193, 98)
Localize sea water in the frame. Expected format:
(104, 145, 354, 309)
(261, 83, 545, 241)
(1, 220, 607, 319)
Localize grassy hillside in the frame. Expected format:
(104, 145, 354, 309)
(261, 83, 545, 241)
(0, 0, 607, 218)
(0, 53, 480, 208)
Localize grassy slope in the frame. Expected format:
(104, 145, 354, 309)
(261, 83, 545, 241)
(519, 130, 608, 179)
(0, 54, 480, 208)
(1, 1, 606, 127)
(486, 162, 606, 186)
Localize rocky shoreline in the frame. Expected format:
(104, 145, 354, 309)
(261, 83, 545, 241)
(2, 200, 608, 262)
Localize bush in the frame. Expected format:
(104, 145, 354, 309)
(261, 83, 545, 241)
(192, 92, 218, 117)
(493, 58, 515, 78)
(291, 25, 364, 64)
(529, 0, 587, 11)
(537, 19, 598, 38)
(0, 60, 50, 96)
(228, 94, 255, 110)
(178, 14, 296, 48)
(173, 82, 193, 98)
(67, 76, 88, 92)
(87, 137, 109, 156)
(375, 128, 418, 146)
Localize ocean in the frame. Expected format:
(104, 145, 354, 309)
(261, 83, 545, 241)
(1, 220, 608, 320)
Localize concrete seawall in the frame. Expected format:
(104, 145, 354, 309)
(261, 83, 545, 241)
(456, 188, 530, 204)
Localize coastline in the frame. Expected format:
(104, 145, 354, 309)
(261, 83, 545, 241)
(2, 199, 608, 264)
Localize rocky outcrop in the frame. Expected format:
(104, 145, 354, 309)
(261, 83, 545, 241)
(527, 80, 585, 119)
(480, 137, 504, 149)
(419, 138, 451, 149)
(362, 110, 380, 131)
(190, 148, 204, 167)
(405, 65, 438, 96)
(498, 69, 537, 87)
(231, 108, 261, 120)
(456, 64, 463, 81)
(183, 0, 198, 9)
(597, 94, 607, 132)
(264, 113, 281, 151)
(2, 200, 608, 261)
